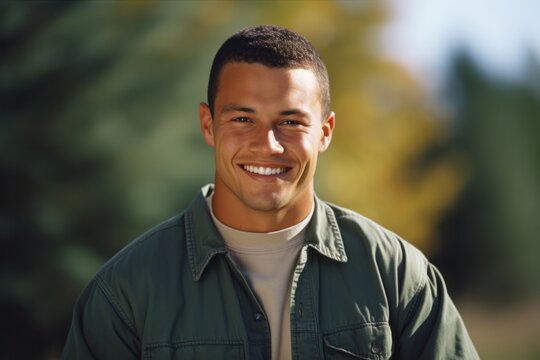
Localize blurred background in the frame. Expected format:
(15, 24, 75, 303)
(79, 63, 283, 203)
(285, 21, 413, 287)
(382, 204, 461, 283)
(1, 0, 539, 358)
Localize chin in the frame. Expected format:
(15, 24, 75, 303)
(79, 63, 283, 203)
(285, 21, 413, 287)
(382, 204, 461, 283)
(242, 194, 287, 212)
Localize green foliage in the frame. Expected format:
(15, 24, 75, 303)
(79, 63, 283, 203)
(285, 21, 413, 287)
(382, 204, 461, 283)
(436, 51, 540, 300)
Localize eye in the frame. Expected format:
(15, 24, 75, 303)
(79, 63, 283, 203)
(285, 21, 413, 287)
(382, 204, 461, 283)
(281, 119, 301, 126)
(233, 117, 252, 123)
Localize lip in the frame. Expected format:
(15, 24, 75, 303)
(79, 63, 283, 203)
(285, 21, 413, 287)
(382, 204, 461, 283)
(237, 162, 292, 181)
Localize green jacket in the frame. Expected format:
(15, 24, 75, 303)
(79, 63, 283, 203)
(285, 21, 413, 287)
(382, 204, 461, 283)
(62, 185, 478, 359)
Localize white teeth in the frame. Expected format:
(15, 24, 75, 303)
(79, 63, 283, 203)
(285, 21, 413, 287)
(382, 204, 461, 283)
(243, 165, 287, 175)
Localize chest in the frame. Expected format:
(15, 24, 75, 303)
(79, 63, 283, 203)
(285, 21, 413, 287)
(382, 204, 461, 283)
(139, 252, 394, 360)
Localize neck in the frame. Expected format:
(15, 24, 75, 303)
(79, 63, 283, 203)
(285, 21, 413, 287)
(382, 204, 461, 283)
(211, 183, 314, 233)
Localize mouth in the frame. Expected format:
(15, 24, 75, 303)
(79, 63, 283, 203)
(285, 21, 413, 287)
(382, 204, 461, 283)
(241, 164, 290, 176)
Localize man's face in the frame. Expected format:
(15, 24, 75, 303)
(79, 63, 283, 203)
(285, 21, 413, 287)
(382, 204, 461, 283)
(199, 62, 334, 230)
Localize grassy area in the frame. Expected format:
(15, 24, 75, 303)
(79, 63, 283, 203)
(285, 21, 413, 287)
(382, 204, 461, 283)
(458, 298, 540, 359)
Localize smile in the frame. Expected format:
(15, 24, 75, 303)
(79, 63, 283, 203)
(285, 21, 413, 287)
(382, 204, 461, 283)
(242, 165, 288, 176)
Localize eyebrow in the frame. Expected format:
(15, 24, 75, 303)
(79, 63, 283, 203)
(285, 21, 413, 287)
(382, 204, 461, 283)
(220, 104, 308, 117)
(220, 104, 255, 114)
(279, 109, 308, 117)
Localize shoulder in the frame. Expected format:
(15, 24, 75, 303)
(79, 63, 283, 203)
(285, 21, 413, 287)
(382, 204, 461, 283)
(89, 211, 188, 321)
(325, 201, 428, 300)
(98, 212, 187, 281)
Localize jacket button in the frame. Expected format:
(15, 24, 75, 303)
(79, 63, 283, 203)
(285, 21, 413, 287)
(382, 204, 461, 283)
(370, 342, 382, 354)
(253, 312, 264, 321)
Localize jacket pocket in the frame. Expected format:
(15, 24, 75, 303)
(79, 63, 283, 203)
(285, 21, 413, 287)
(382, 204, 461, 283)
(323, 323, 392, 360)
(144, 340, 245, 360)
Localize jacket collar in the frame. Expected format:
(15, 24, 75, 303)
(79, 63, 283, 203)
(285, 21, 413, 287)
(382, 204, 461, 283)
(304, 195, 348, 263)
(185, 184, 347, 281)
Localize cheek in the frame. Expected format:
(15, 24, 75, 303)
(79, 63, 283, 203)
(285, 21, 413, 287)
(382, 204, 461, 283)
(298, 135, 320, 155)
(215, 135, 241, 163)
(287, 137, 320, 168)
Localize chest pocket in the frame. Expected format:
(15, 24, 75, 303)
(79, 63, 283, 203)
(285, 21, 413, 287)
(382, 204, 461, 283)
(323, 323, 392, 360)
(143, 340, 245, 360)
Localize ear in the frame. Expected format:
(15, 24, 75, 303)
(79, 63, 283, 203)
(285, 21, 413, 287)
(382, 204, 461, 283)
(319, 111, 335, 152)
(199, 102, 215, 147)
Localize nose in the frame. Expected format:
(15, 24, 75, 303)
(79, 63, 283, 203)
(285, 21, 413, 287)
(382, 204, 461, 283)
(250, 127, 284, 155)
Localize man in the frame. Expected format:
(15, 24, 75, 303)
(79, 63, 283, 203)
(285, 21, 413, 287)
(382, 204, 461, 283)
(62, 25, 478, 359)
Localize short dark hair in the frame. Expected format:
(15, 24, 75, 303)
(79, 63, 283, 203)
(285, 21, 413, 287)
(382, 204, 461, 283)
(207, 25, 330, 119)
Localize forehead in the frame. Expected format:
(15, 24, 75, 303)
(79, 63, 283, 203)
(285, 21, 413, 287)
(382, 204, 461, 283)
(215, 62, 322, 113)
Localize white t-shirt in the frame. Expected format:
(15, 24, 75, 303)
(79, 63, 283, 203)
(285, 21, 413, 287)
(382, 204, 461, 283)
(206, 195, 313, 360)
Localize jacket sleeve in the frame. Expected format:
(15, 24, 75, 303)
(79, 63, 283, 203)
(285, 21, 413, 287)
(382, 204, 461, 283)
(396, 262, 479, 359)
(61, 278, 140, 360)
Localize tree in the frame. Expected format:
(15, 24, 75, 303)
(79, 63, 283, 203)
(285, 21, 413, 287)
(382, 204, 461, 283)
(436, 51, 540, 300)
